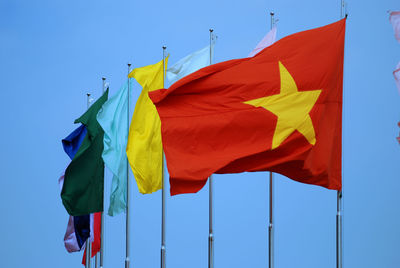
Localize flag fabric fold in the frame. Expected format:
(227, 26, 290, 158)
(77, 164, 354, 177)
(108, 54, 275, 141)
(97, 82, 132, 216)
(248, 27, 277, 57)
(62, 124, 87, 160)
(150, 19, 345, 195)
(390, 11, 400, 43)
(62, 90, 109, 216)
(393, 62, 400, 93)
(126, 58, 168, 194)
(167, 46, 212, 85)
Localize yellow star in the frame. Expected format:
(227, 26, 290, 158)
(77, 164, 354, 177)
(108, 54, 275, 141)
(244, 61, 321, 150)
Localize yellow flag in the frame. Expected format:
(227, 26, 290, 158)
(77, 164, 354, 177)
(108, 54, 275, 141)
(126, 57, 168, 194)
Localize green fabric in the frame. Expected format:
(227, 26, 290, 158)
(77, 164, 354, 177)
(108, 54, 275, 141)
(62, 90, 109, 216)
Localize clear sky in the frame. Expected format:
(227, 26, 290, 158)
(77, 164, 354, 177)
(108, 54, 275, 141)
(1, 0, 399, 267)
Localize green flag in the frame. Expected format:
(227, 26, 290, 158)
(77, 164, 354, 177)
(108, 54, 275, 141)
(62, 90, 109, 216)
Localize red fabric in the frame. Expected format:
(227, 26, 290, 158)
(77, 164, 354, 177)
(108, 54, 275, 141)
(150, 19, 345, 195)
(82, 212, 101, 266)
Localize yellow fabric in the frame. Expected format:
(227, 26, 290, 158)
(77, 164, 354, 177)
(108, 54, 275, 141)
(244, 61, 321, 149)
(126, 57, 168, 194)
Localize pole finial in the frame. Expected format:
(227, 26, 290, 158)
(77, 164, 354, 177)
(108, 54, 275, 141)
(102, 77, 106, 81)
(270, 11, 274, 16)
(162, 46, 166, 50)
(209, 28, 214, 33)
(87, 93, 91, 97)
(127, 63, 131, 67)
(345, 13, 348, 19)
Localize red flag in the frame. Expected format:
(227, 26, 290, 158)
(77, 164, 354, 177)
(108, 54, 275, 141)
(82, 212, 101, 265)
(150, 19, 345, 195)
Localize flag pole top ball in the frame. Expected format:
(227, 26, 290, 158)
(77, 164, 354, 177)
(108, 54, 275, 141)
(102, 77, 106, 81)
(127, 63, 131, 67)
(87, 93, 91, 97)
(209, 29, 214, 33)
(270, 12, 274, 16)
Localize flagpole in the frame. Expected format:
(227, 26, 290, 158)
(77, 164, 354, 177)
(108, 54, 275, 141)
(208, 28, 215, 268)
(161, 46, 167, 268)
(340, 0, 345, 18)
(86, 93, 92, 268)
(126, 63, 132, 268)
(336, 2, 346, 268)
(99, 77, 106, 268)
(336, 190, 342, 268)
(268, 12, 275, 268)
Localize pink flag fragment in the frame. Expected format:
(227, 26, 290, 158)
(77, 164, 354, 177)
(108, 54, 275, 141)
(389, 11, 400, 43)
(64, 216, 81, 252)
(394, 62, 400, 93)
(248, 27, 277, 57)
(59, 173, 81, 252)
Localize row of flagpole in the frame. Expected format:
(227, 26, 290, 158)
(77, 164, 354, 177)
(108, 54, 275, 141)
(81, 4, 347, 267)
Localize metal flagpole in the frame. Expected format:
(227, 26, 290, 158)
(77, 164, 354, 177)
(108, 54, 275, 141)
(208, 28, 215, 268)
(126, 64, 132, 268)
(161, 46, 167, 268)
(99, 77, 106, 268)
(340, 0, 345, 18)
(337, 2, 345, 268)
(336, 190, 342, 268)
(86, 93, 92, 268)
(268, 12, 275, 268)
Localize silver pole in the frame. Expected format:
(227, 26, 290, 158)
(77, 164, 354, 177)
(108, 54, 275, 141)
(86, 93, 92, 268)
(337, 3, 345, 268)
(340, 0, 345, 19)
(161, 46, 167, 268)
(208, 174, 214, 268)
(268, 171, 273, 268)
(268, 12, 275, 268)
(99, 77, 106, 268)
(208, 28, 215, 268)
(336, 190, 342, 268)
(126, 64, 132, 268)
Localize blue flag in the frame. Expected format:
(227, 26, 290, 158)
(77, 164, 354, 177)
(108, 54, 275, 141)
(97, 81, 131, 216)
(62, 124, 87, 160)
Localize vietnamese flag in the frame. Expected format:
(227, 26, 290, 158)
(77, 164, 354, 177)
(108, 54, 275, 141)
(150, 19, 346, 195)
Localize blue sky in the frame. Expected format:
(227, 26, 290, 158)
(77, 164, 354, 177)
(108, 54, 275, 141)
(1, 0, 399, 267)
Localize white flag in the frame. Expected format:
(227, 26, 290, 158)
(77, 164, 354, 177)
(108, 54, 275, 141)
(167, 45, 212, 85)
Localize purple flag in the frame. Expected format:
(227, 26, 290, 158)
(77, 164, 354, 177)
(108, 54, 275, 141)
(248, 27, 277, 57)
